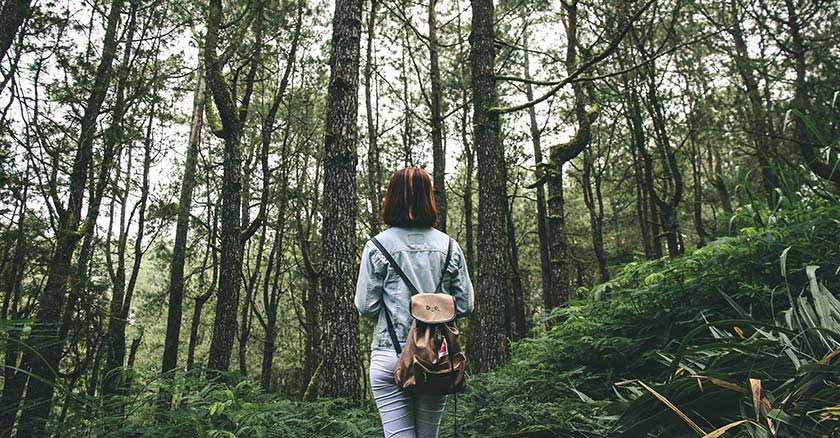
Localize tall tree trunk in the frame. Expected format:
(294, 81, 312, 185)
(103, 92, 155, 399)
(205, 0, 263, 373)
(16, 0, 124, 434)
(637, 46, 684, 258)
(781, 0, 840, 192)
(187, 289, 213, 372)
(728, 0, 779, 205)
(689, 116, 708, 247)
(629, 117, 653, 258)
(364, 0, 382, 234)
(469, 0, 508, 373)
(522, 26, 552, 310)
(710, 145, 733, 215)
(0, 182, 28, 437)
(259, 227, 281, 391)
(319, 0, 363, 399)
(544, 0, 597, 311)
(297, 216, 321, 394)
(505, 192, 527, 340)
(629, 72, 664, 258)
(428, 0, 447, 231)
(160, 48, 205, 383)
(455, 0, 474, 270)
(0, 0, 31, 66)
(582, 149, 609, 282)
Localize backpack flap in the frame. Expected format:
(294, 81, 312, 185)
(410, 293, 456, 324)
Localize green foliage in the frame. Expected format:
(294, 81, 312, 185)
(452, 205, 840, 437)
(62, 206, 840, 437)
(63, 374, 380, 437)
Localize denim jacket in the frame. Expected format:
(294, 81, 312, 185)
(355, 227, 475, 351)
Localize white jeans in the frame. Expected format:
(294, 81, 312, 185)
(369, 349, 446, 438)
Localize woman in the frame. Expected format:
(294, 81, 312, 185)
(355, 167, 474, 438)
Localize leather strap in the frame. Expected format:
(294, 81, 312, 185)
(371, 236, 453, 356)
(435, 238, 453, 293)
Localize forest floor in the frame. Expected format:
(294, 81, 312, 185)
(82, 206, 840, 437)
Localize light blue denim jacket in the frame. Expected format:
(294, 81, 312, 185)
(355, 227, 474, 351)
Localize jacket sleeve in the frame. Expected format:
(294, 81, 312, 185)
(355, 240, 387, 316)
(446, 240, 475, 316)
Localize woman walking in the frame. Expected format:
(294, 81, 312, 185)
(355, 167, 474, 438)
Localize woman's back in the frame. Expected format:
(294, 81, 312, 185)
(355, 226, 473, 352)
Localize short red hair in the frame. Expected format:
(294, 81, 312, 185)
(381, 167, 438, 228)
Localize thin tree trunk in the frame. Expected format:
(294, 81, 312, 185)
(16, 0, 125, 433)
(455, 0, 474, 270)
(505, 192, 527, 340)
(728, 0, 779, 205)
(636, 43, 683, 258)
(364, 0, 382, 234)
(582, 149, 609, 282)
(103, 91, 155, 399)
(160, 47, 205, 382)
(428, 0, 447, 231)
(522, 26, 552, 309)
(689, 117, 708, 247)
(710, 145, 733, 215)
(0, 182, 28, 437)
(319, 0, 363, 399)
(629, 117, 653, 258)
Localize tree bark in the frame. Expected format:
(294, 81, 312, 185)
(16, 0, 124, 434)
(522, 25, 553, 310)
(319, 0, 363, 399)
(428, 0, 447, 231)
(469, 0, 508, 373)
(160, 48, 205, 381)
(0, 0, 31, 66)
(364, 0, 382, 234)
(582, 148, 609, 282)
(728, 0, 779, 205)
(205, 0, 263, 373)
(0, 182, 28, 437)
(505, 191, 527, 340)
(544, 0, 598, 311)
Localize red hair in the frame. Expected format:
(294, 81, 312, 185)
(381, 167, 438, 228)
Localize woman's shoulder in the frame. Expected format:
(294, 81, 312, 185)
(373, 227, 456, 250)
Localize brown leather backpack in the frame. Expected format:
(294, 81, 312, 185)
(371, 237, 467, 395)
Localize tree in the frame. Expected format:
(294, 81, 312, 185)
(319, 0, 364, 398)
(469, 0, 508, 373)
(160, 40, 205, 387)
(364, 0, 383, 235)
(0, 0, 31, 67)
(15, 0, 125, 434)
(428, 0, 447, 231)
(522, 23, 553, 312)
(204, 0, 265, 373)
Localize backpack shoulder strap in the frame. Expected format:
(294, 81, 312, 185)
(370, 237, 415, 355)
(371, 237, 419, 295)
(435, 238, 453, 292)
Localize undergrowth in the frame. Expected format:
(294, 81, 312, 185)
(65, 206, 840, 437)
